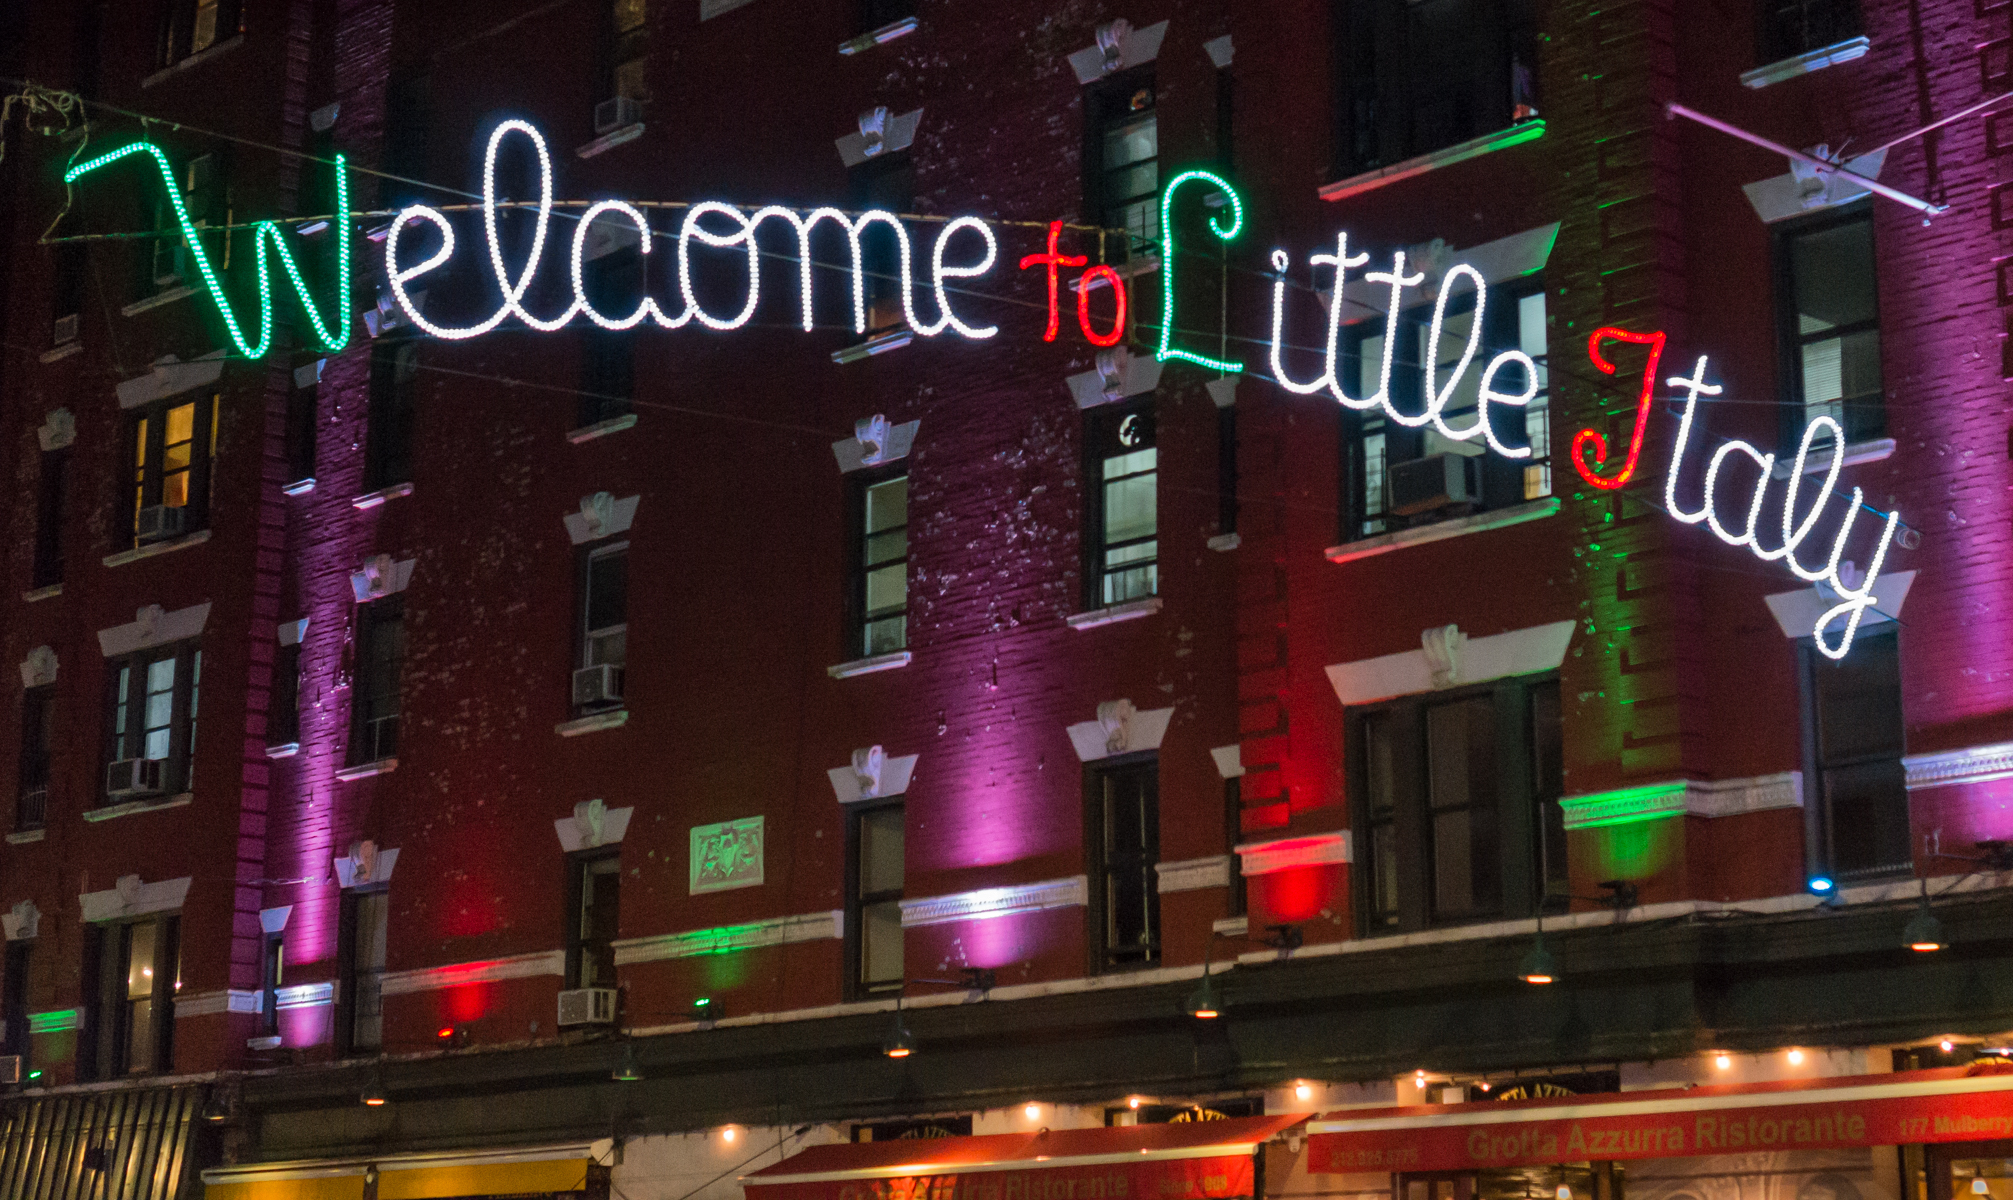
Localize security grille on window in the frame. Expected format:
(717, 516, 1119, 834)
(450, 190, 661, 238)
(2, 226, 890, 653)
(1802, 629, 1908, 880)
(1089, 757, 1160, 969)
(847, 801, 904, 998)
(87, 916, 179, 1078)
(105, 642, 202, 801)
(579, 543, 627, 705)
(1757, 0, 1862, 64)
(1335, 0, 1539, 179)
(1086, 72, 1159, 254)
(338, 888, 388, 1054)
(349, 599, 403, 766)
(1342, 280, 1549, 541)
(568, 856, 621, 990)
(364, 339, 419, 492)
(127, 392, 218, 548)
(854, 476, 908, 657)
(1776, 204, 1882, 446)
(1353, 675, 1562, 934)
(17, 687, 53, 832)
(1086, 402, 1158, 608)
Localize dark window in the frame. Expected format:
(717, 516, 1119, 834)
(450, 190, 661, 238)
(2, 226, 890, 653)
(268, 642, 301, 749)
(578, 543, 627, 710)
(52, 240, 85, 343)
(1801, 630, 1908, 879)
(104, 642, 202, 801)
(1085, 401, 1157, 608)
(1758, 0, 1862, 64)
(31, 449, 64, 590)
(1215, 61, 1235, 169)
(1088, 756, 1160, 970)
(382, 76, 430, 209)
(258, 931, 283, 1037)
(579, 249, 638, 428)
(567, 855, 621, 990)
(88, 916, 178, 1077)
(1224, 775, 1246, 919)
(850, 473, 908, 658)
(846, 800, 904, 998)
(1084, 69, 1159, 254)
(349, 598, 403, 766)
(605, 0, 649, 107)
(145, 152, 226, 296)
(156, 0, 241, 66)
(1216, 405, 1237, 538)
(849, 154, 915, 335)
(854, 1116, 973, 1142)
(1776, 204, 1882, 446)
(363, 339, 418, 492)
(2, 941, 29, 1069)
(1334, 0, 1538, 180)
(859, 0, 913, 34)
(285, 377, 317, 488)
(336, 888, 388, 1054)
(1341, 279, 1549, 542)
(1352, 675, 1561, 934)
(125, 391, 218, 547)
(18, 687, 52, 832)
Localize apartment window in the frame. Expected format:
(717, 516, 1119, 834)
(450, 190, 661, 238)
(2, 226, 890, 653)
(1085, 400, 1157, 608)
(363, 339, 418, 492)
(1085, 70, 1159, 254)
(579, 250, 638, 427)
(3, 942, 29, 1069)
(34, 448, 67, 590)
(859, 0, 913, 33)
(144, 152, 225, 296)
(125, 391, 218, 547)
(337, 888, 387, 1054)
(18, 687, 52, 832)
(606, 0, 649, 108)
(1801, 630, 1908, 879)
(268, 642, 301, 749)
(846, 800, 904, 998)
(383, 76, 430, 209)
(284, 376, 317, 488)
(258, 931, 283, 1037)
(157, 0, 241, 66)
(851, 474, 908, 658)
(1217, 406, 1238, 539)
(1776, 204, 1882, 445)
(1352, 675, 1562, 934)
(850, 154, 915, 335)
(52, 240, 84, 346)
(349, 598, 402, 766)
(1758, 0, 1862, 64)
(1342, 280, 1549, 542)
(566, 855, 620, 990)
(1334, 0, 1538, 179)
(1089, 757, 1160, 969)
(104, 641, 202, 800)
(1224, 776, 1247, 919)
(577, 543, 627, 709)
(87, 916, 179, 1077)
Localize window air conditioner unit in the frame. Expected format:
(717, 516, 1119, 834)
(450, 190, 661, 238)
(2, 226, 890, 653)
(52, 314, 79, 346)
(594, 96, 641, 135)
(136, 504, 186, 543)
(1387, 453, 1475, 516)
(572, 664, 624, 707)
(557, 987, 618, 1027)
(0, 1055, 19, 1086)
(106, 757, 165, 800)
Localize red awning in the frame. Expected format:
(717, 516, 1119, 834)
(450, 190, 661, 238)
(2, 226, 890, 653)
(743, 1115, 1309, 1200)
(1308, 1065, 2013, 1174)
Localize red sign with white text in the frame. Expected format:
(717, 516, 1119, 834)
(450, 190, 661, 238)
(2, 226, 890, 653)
(749, 1155, 1254, 1200)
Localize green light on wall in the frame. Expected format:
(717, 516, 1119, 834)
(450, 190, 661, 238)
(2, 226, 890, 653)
(27, 1009, 81, 1034)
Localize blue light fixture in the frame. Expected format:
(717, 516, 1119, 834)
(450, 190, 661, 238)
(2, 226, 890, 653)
(1808, 876, 1835, 894)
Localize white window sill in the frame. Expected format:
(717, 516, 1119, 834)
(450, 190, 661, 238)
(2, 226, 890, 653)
(335, 758, 397, 782)
(22, 584, 61, 602)
(246, 1034, 284, 1050)
(282, 477, 317, 497)
(576, 123, 645, 160)
(1326, 497, 1560, 564)
(831, 328, 913, 364)
(104, 528, 211, 568)
(839, 15, 918, 55)
(6, 829, 46, 845)
(827, 650, 912, 679)
(1318, 119, 1547, 203)
(567, 413, 637, 444)
(39, 341, 82, 364)
(122, 285, 201, 317)
(351, 481, 414, 510)
(1770, 436, 1894, 478)
(1741, 36, 1870, 89)
(1206, 532, 1240, 552)
(1066, 596, 1163, 630)
(141, 33, 245, 88)
(1212, 915, 1249, 937)
(557, 709, 629, 737)
(265, 742, 301, 759)
(85, 793, 193, 822)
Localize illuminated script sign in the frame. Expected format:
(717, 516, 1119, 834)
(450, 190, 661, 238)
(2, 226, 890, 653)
(66, 119, 1909, 658)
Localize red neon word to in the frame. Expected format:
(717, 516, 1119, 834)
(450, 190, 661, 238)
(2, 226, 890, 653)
(1571, 327, 1667, 490)
(1019, 220, 1088, 343)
